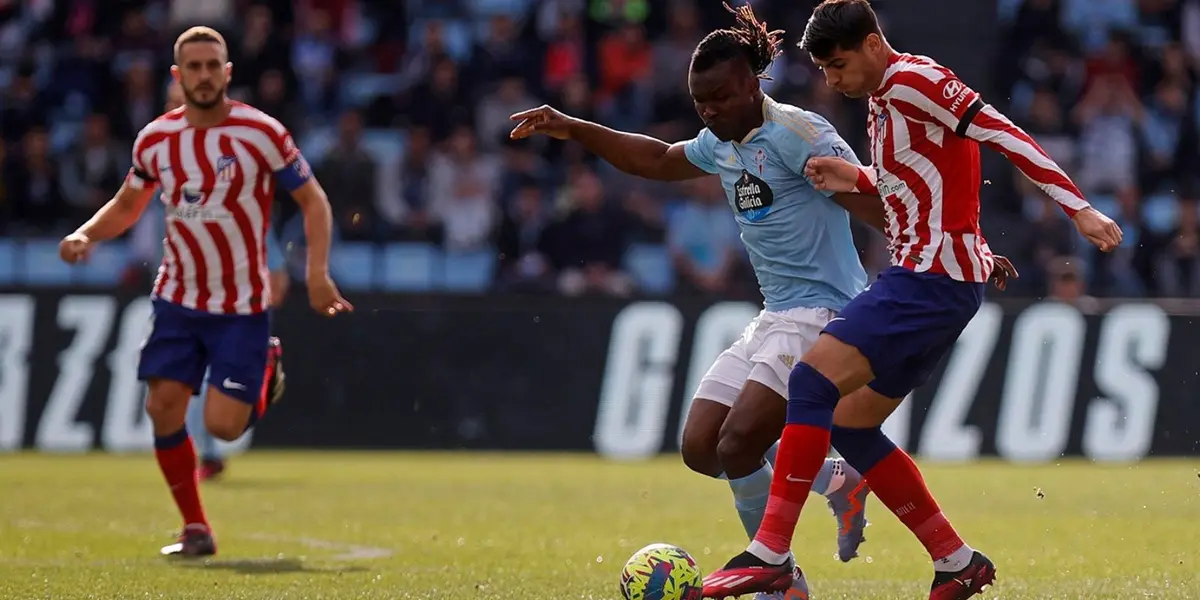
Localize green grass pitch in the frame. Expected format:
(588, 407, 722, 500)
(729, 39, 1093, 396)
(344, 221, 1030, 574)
(1, 452, 1198, 599)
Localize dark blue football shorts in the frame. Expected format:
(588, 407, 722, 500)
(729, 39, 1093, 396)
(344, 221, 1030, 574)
(137, 298, 270, 404)
(822, 266, 986, 399)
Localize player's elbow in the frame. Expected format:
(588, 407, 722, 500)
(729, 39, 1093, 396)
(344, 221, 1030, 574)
(295, 186, 330, 212)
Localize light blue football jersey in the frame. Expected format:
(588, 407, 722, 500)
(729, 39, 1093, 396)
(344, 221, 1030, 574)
(683, 95, 868, 312)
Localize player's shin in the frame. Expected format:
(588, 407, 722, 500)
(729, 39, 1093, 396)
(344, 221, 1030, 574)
(831, 426, 972, 571)
(749, 363, 839, 563)
(153, 426, 209, 530)
(729, 456, 847, 540)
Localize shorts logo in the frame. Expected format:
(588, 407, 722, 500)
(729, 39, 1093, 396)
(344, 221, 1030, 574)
(777, 354, 795, 369)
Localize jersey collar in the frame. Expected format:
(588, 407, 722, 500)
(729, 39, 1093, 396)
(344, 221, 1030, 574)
(738, 95, 774, 145)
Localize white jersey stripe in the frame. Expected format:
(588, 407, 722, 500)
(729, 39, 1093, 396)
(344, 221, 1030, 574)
(937, 233, 966, 280)
(884, 103, 946, 268)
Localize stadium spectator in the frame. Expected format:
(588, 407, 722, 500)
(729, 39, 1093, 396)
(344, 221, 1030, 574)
(428, 125, 501, 252)
(1, 0, 1197, 300)
(668, 178, 741, 296)
(546, 166, 634, 297)
(315, 110, 379, 241)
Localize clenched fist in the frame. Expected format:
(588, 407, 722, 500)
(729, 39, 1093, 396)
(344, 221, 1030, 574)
(59, 232, 93, 264)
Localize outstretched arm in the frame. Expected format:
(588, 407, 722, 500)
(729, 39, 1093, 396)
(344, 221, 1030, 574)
(510, 105, 709, 181)
(886, 70, 1088, 216)
(885, 69, 1123, 250)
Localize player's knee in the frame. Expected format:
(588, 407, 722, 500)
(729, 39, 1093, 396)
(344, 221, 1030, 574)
(833, 387, 901, 428)
(144, 380, 190, 425)
(797, 334, 874, 394)
(680, 434, 722, 478)
(715, 423, 770, 476)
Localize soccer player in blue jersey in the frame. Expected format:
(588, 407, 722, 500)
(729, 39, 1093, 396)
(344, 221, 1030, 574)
(512, 5, 1015, 598)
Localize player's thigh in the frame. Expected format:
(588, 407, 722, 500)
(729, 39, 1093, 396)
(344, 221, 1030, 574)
(745, 307, 833, 400)
(203, 312, 271, 437)
(681, 317, 760, 470)
(834, 385, 903, 429)
(138, 301, 207, 424)
(821, 267, 983, 398)
(204, 312, 271, 403)
(719, 309, 829, 459)
(717, 380, 786, 473)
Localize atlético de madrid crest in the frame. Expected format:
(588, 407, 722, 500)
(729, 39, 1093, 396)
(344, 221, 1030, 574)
(216, 155, 238, 181)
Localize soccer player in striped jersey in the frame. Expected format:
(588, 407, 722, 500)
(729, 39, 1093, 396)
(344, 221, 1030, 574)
(700, 2, 1122, 600)
(58, 26, 351, 557)
(157, 80, 292, 483)
(511, 5, 1017, 600)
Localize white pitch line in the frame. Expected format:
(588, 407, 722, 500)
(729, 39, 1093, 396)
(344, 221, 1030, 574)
(7, 519, 393, 562)
(244, 533, 393, 560)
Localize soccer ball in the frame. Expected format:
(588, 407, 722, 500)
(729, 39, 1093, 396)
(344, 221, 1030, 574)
(619, 543, 703, 600)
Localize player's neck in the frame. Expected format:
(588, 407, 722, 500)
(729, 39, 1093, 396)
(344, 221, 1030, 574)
(184, 100, 232, 129)
(733, 93, 767, 141)
(870, 47, 901, 93)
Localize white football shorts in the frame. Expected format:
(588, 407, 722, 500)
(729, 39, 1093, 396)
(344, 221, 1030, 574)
(693, 306, 836, 406)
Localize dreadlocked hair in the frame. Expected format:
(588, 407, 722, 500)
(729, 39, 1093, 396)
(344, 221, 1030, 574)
(691, 2, 784, 79)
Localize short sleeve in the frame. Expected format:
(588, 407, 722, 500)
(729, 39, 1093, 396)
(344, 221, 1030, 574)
(771, 111, 862, 197)
(272, 130, 313, 192)
(126, 127, 159, 190)
(683, 128, 720, 174)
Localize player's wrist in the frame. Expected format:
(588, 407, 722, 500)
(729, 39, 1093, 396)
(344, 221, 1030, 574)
(1067, 205, 1091, 221)
(852, 168, 878, 195)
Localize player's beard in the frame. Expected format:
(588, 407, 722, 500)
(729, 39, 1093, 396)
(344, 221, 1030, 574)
(183, 83, 226, 110)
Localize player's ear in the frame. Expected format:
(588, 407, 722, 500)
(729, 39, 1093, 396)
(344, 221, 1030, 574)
(170, 65, 181, 82)
(224, 62, 233, 79)
(864, 33, 882, 54)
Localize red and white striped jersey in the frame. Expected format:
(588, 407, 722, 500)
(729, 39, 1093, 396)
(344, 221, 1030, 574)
(126, 102, 308, 314)
(860, 53, 1090, 282)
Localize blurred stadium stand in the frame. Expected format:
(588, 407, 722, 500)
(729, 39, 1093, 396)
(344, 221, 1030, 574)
(0, 0, 1196, 300)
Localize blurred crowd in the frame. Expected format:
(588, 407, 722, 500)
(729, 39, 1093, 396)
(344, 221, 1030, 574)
(994, 0, 1200, 298)
(0, 0, 1195, 299)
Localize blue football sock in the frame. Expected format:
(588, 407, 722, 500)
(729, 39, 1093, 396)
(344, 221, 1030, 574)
(764, 440, 780, 468)
(728, 462, 773, 540)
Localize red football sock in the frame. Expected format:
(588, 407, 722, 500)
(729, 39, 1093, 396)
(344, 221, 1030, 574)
(155, 434, 209, 529)
(864, 448, 964, 561)
(752, 424, 831, 556)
